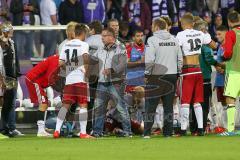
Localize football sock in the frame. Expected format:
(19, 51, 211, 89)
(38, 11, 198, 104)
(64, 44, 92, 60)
(227, 105, 235, 132)
(79, 108, 88, 134)
(194, 103, 203, 129)
(210, 107, 218, 127)
(55, 107, 68, 132)
(180, 104, 190, 130)
(222, 105, 228, 129)
(155, 104, 163, 129)
(37, 111, 46, 133)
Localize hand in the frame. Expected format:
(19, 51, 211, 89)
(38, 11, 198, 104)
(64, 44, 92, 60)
(217, 62, 226, 69)
(0, 11, 7, 16)
(27, 5, 34, 11)
(102, 69, 111, 76)
(215, 66, 225, 74)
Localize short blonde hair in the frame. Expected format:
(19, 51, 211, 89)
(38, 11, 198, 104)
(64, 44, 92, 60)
(181, 13, 194, 25)
(66, 21, 78, 33)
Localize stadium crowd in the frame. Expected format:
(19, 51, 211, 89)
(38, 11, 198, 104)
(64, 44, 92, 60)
(0, 0, 240, 139)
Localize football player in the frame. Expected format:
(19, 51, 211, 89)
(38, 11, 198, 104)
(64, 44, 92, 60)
(54, 24, 93, 139)
(176, 13, 217, 136)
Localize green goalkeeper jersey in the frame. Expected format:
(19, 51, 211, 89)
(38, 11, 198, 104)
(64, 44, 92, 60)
(226, 29, 240, 73)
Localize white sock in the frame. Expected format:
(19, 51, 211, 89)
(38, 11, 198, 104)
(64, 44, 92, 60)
(194, 103, 203, 129)
(173, 104, 180, 121)
(210, 107, 218, 128)
(55, 107, 68, 132)
(180, 104, 190, 130)
(222, 106, 228, 129)
(155, 104, 163, 128)
(79, 108, 88, 134)
(37, 120, 45, 133)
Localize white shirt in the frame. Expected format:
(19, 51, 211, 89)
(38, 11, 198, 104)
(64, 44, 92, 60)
(58, 39, 69, 54)
(60, 39, 89, 85)
(40, 0, 57, 25)
(176, 29, 212, 56)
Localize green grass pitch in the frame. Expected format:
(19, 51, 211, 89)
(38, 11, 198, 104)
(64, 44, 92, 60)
(0, 135, 240, 160)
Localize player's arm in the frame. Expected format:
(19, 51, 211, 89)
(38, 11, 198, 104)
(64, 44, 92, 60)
(111, 48, 127, 75)
(203, 33, 217, 50)
(127, 57, 144, 68)
(82, 53, 89, 78)
(145, 38, 156, 75)
(223, 30, 235, 60)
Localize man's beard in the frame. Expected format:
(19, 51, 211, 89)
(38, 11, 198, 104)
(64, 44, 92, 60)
(136, 40, 143, 45)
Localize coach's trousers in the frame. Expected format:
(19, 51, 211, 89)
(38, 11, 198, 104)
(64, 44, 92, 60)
(144, 74, 177, 136)
(93, 82, 132, 135)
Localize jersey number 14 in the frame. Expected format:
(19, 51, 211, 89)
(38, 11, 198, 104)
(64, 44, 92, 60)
(65, 49, 79, 66)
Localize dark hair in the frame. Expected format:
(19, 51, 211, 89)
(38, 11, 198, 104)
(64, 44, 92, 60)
(119, 21, 129, 31)
(102, 27, 116, 38)
(75, 23, 87, 36)
(153, 18, 167, 30)
(161, 16, 172, 27)
(88, 20, 103, 34)
(228, 10, 240, 23)
(107, 19, 119, 27)
(132, 28, 143, 36)
(216, 25, 228, 32)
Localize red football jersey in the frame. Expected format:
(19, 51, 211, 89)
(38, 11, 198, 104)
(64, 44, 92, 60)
(26, 55, 60, 88)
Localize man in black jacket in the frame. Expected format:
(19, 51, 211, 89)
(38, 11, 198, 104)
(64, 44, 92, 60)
(58, 0, 84, 25)
(0, 22, 21, 137)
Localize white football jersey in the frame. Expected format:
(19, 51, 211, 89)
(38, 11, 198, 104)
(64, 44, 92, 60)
(60, 39, 89, 85)
(176, 29, 212, 56)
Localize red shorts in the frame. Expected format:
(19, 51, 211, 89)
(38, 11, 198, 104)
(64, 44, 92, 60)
(216, 87, 225, 102)
(180, 67, 204, 104)
(62, 82, 88, 105)
(25, 77, 48, 104)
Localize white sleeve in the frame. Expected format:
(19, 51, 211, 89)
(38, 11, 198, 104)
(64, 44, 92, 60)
(49, 1, 57, 15)
(82, 43, 89, 55)
(176, 33, 183, 46)
(59, 46, 66, 61)
(203, 33, 212, 45)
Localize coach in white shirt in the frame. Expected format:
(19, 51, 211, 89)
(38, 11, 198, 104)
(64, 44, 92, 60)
(40, 0, 58, 58)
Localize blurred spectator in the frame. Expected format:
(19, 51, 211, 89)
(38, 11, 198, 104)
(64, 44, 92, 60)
(107, 19, 120, 38)
(81, 0, 106, 24)
(126, 29, 145, 92)
(10, 0, 39, 59)
(0, 0, 9, 23)
(220, 0, 235, 26)
(58, 0, 84, 25)
(40, 0, 58, 57)
(119, 21, 131, 43)
(123, 0, 151, 35)
(147, 0, 176, 23)
(54, 0, 62, 9)
(211, 14, 223, 41)
(106, 0, 123, 20)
